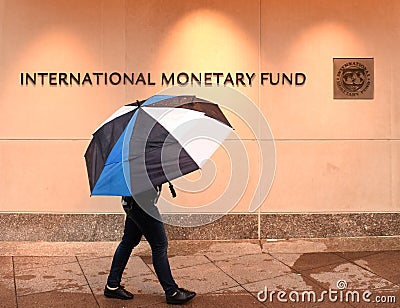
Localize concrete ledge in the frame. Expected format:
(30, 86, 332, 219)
(0, 213, 398, 241)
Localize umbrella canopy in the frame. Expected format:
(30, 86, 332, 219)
(85, 95, 233, 197)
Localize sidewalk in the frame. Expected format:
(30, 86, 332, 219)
(0, 237, 399, 307)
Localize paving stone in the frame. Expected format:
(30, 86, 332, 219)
(256, 297, 354, 307)
(203, 241, 262, 261)
(14, 260, 87, 296)
(13, 256, 77, 271)
(352, 251, 400, 285)
(242, 273, 356, 308)
(213, 285, 249, 293)
(1, 237, 399, 256)
(17, 285, 96, 308)
(262, 237, 400, 254)
(262, 239, 329, 254)
(78, 256, 155, 295)
(98, 293, 164, 307)
(1, 240, 400, 307)
(302, 262, 400, 291)
(319, 237, 400, 252)
(0, 256, 13, 273)
(139, 293, 264, 308)
(0, 241, 150, 258)
(172, 262, 239, 294)
(242, 272, 323, 293)
(165, 240, 214, 257)
(90, 273, 165, 307)
(359, 289, 400, 307)
(334, 251, 381, 261)
(215, 253, 292, 285)
(140, 254, 210, 271)
(0, 281, 16, 308)
(167, 255, 210, 270)
(270, 252, 347, 271)
(121, 274, 164, 295)
(0, 257, 17, 308)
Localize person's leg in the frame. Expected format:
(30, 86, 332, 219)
(129, 203, 178, 296)
(106, 215, 142, 288)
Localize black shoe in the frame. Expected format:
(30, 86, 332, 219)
(104, 285, 134, 300)
(166, 287, 196, 305)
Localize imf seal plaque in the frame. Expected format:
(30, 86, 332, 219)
(334, 58, 374, 99)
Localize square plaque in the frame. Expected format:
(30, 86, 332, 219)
(333, 58, 374, 99)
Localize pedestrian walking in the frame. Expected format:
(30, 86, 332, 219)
(104, 187, 196, 305)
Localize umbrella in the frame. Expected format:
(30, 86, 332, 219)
(84, 95, 233, 197)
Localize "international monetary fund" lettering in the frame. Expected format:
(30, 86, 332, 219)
(20, 71, 306, 87)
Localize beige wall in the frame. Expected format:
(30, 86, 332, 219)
(0, 0, 398, 213)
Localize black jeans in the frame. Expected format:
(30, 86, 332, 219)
(106, 196, 178, 296)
